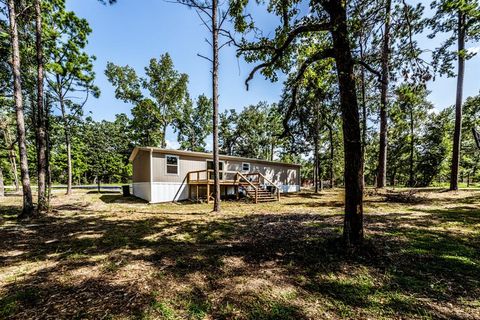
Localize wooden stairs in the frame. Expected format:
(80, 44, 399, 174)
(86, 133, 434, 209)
(244, 185, 278, 202)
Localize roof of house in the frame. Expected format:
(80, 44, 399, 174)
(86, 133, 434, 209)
(128, 147, 302, 167)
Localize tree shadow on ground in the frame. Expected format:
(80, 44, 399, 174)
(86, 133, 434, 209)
(0, 197, 479, 319)
(99, 194, 148, 204)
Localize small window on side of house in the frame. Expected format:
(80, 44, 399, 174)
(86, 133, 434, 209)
(242, 162, 250, 171)
(166, 155, 179, 175)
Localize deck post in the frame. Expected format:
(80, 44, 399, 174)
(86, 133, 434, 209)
(196, 184, 199, 202)
(149, 148, 153, 203)
(255, 187, 258, 204)
(234, 173, 237, 200)
(207, 183, 210, 204)
(187, 173, 191, 200)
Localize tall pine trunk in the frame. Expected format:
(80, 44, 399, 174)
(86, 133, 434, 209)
(359, 35, 367, 187)
(212, 0, 221, 212)
(58, 91, 72, 195)
(8, 0, 34, 218)
(314, 102, 320, 193)
(65, 131, 73, 195)
(45, 95, 52, 210)
(328, 1, 364, 246)
(314, 134, 319, 193)
(35, 0, 48, 212)
(3, 127, 19, 191)
(408, 107, 415, 187)
(377, 0, 392, 188)
(161, 122, 167, 148)
(450, 12, 465, 191)
(0, 166, 4, 197)
(328, 124, 334, 188)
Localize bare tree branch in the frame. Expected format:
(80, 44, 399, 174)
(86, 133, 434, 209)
(195, 9, 212, 32)
(218, 6, 230, 29)
(294, 48, 334, 83)
(197, 53, 213, 62)
(354, 59, 385, 84)
(218, 39, 232, 50)
(166, 0, 213, 19)
(218, 28, 240, 47)
(243, 22, 331, 90)
(280, 48, 335, 137)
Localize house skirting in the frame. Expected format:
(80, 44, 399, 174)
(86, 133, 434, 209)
(151, 182, 188, 203)
(280, 185, 300, 193)
(132, 182, 300, 203)
(132, 182, 151, 202)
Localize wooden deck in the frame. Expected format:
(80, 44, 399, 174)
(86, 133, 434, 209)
(188, 179, 240, 185)
(186, 170, 280, 204)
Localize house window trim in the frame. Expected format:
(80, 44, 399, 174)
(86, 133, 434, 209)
(165, 154, 180, 176)
(206, 159, 225, 180)
(242, 162, 250, 172)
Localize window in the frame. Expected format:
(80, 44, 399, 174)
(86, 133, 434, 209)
(166, 155, 179, 175)
(207, 160, 224, 179)
(242, 162, 250, 171)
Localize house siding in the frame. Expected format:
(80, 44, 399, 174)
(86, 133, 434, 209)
(151, 151, 299, 186)
(152, 154, 209, 183)
(132, 150, 150, 183)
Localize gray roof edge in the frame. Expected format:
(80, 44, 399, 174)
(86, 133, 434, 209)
(129, 147, 302, 167)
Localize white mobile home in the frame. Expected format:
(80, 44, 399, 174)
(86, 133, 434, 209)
(129, 147, 301, 203)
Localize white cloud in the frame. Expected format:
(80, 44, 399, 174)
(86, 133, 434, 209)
(165, 139, 180, 150)
(205, 140, 213, 152)
(467, 46, 480, 55)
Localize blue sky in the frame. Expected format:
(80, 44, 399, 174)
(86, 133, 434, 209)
(66, 0, 480, 148)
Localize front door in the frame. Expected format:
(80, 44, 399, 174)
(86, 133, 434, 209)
(207, 160, 224, 180)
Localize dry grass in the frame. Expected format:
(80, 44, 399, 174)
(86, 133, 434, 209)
(1, 188, 479, 319)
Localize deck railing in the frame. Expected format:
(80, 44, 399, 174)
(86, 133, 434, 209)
(241, 172, 280, 201)
(187, 169, 239, 184)
(234, 171, 259, 203)
(186, 169, 280, 203)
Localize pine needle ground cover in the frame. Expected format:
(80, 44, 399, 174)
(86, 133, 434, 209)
(0, 189, 479, 319)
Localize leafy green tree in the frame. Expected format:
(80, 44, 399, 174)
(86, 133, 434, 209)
(417, 108, 453, 187)
(349, 0, 429, 188)
(219, 109, 239, 155)
(35, 0, 48, 212)
(235, 102, 283, 160)
(105, 53, 189, 148)
(429, 0, 480, 190)
(81, 115, 133, 187)
(394, 84, 432, 186)
(104, 63, 161, 146)
(143, 54, 188, 148)
(174, 94, 212, 152)
(231, 0, 367, 245)
(460, 93, 480, 185)
(45, 1, 98, 195)
(218, 102, 285, 160)
(280, 48, 340, 191)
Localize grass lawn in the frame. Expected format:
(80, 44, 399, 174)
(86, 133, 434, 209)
(0, 189, 479, 319)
